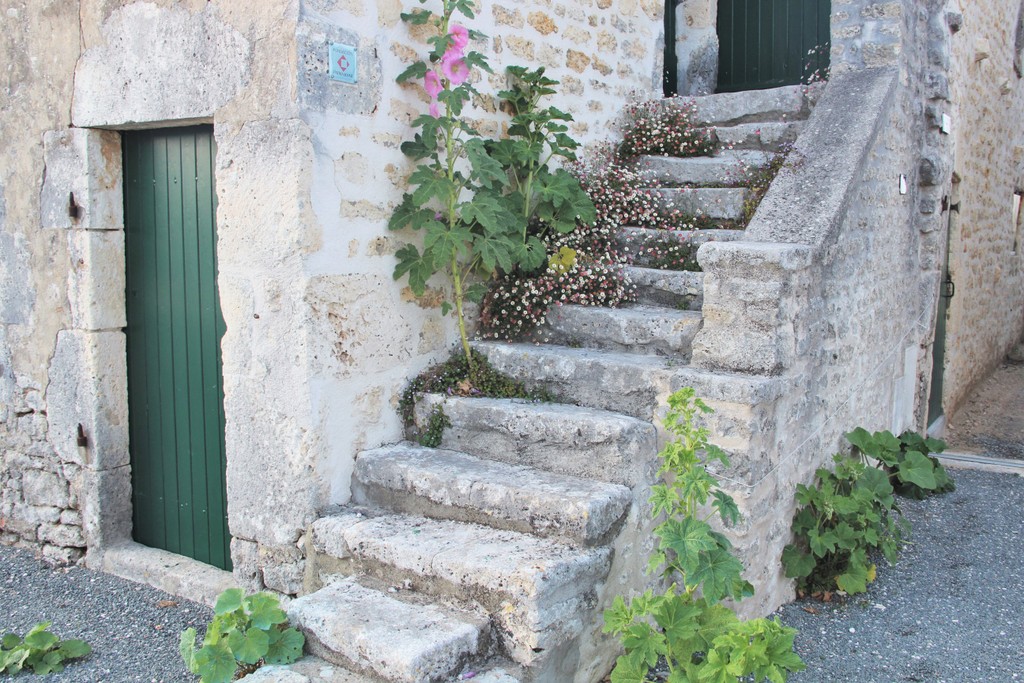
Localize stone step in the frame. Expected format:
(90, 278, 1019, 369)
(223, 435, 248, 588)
(411, 394, 657, 488)
(309, 511, 612, 670)
(618, 227, 744, 270)
(287, 577, 487, 683)
(646, 186, 751, 221)
(541, 303, 702, 358)
(714, 121, 803, 151)
(638, 151, 771, 187)
(686, 84, 811, 126)
(238, 655, 379, 682)
(352, 442, 632, 546)
(473, 341, 784, 429)
(624, 266, 704, 309)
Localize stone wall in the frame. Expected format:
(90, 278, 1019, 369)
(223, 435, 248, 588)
(1, 0, 665, 596)
(941, 0, 1024, 415)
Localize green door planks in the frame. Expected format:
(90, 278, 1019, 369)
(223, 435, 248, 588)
(716, 0, 831, 93)
(123, 126, 231, 570)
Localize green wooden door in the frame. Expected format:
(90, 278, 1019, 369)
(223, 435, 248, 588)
(123, 126, 231, 570)
(716, 0, 831, 93)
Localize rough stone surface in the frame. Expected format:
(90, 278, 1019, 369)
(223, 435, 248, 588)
(66, 229, 126, 331)
(625, 266, 704, 309)
(713, 121, 803, 151)
(411, 395, 658, 488)
(649, 187, 750, 220)
(39, 129, 123, 231)
(687, 84, 810, 126)
(541, 304, 703, 358)
(353, 442, 632, 545)
(639, 151, 771, 186)
(240, 657, 377, 683)
(287, 577, 485, 683)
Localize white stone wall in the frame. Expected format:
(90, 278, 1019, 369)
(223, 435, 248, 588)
(1, 0, 665, 593)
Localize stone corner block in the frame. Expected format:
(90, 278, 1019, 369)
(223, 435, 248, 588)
(47, 330, 129, 470)
(80, 465, 133, 549)
(41, 129, 123, 230)
(697, 240, 814, 273)
(67, 230, 126, 331)
(296, 18, 382, 117)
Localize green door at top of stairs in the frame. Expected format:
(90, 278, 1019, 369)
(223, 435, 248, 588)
(716, 0, 831, 93)
(123, 126, 231, 570)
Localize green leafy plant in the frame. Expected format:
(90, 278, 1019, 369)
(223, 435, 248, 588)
(845, 428, 954, 499)
(399, 348, 554, 437)
(603, 388, 804, 682)
(0, 622, 91, 675)
(417, 405, 452, 447)
(180, 588, 304, 683)
(389, 1, 594, 375)
(782, 454, 905, 596)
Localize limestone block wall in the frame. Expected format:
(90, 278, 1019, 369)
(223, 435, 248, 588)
(941, 0, 1024, 415)
(1, 0, 666, 596)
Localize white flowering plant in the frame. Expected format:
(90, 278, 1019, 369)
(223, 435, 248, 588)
(617, 97, 717, 159)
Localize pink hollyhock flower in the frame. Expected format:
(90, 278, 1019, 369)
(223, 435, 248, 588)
(424, 70, 442, 98)
(441, 53, 470, 85)
(429, 100, 442, 118)
(448, 24, 469, 51)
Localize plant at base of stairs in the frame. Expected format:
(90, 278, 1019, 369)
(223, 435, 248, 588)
(1, 622, 91, 675)
(180, 588, 304, 683)
(781, 454, 905, 597)
(603, 388, 805, 683)
(845, 428, 954, 499)
(389, 0, 596, 375)
(617, 98, 717, 159)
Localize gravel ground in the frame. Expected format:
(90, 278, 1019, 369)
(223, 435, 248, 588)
(3, 470, 1022, 683)
(777, 468, 1024, 682)
(0, 546, 210, 682)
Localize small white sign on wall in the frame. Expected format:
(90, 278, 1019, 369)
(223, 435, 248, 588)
(329, 43, 358, 84)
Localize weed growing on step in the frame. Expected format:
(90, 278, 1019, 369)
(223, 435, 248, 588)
(737, 143, 793, 224)
(617, 98, 718, 158)
(1, 622, 91, 675)
(180, 589, 304, 683)
(399, 349, 554, 439)
(603, 388, 805, 683)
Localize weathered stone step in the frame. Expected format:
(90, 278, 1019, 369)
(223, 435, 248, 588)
(352, 442, 632, 546)
(287, 576, 487, 683)
(541, 303, 702, 358)
(239, 655, 379, 682)
(412, 395, 657, 488)
(309, 511, 611, 670)
(619, 226, 744, 249)
(714, 121, 803, 151)
(686, 84, 811, 126)
(646, 186, 750, 220)
(473, 341, 784, 433)
(638, 151, 771, 186)
(625, 266, 704, 309)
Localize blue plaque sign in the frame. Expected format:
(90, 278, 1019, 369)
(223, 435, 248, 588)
(329, 43, 358, 84)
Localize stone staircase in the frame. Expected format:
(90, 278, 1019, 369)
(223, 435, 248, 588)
(263, 85, 814, 683)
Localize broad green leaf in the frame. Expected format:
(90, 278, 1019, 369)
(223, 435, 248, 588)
(473, 233, 517, 274)
(691, 547, 746, 604)
(857, 464, 894, 502)
(179, 628, 199, 673)
(781, 545, 816, 579)
(393, 244, 434, 295)
(264, 627, 304, 665)
(214, 588, 245, 616)
(399, 9, 433, 25)
(609, 654, 650, 683)
(652, 594, 701, 649)
(601, 595, 633, 635)
(2, 633, 21, 649)
(409, 168, 456, 207)
(2, 647, 29, 673)
(396, 60, 428, 83)
(655, 517, 717, 576)
(897, 450, 938, 490)
(227, 627, 270, 665)
(464, 138, 507, 189)
(57, 639, 91, 659)
(621, 622, 667, 668)
(23, 629, 58, 652)
(195, 642, 237, 683)
(424, 221, 472, 262)
(245, 593, 288, 630)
